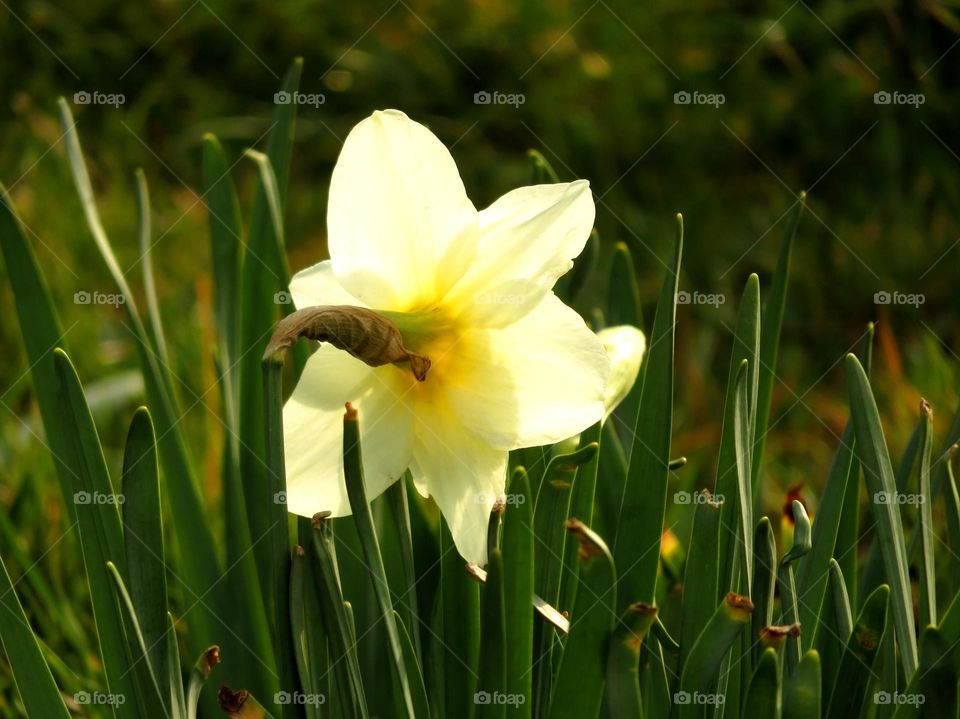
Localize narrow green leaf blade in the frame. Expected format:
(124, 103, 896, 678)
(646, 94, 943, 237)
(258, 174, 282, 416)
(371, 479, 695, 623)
(604, 603, 658, 719)
(121, 407, 170, 705)
(476, 548, 506, 719)
(752, 193, 805, 504)
(615, 213, 683, 607)
(825, 584, 889, 719)
(341, 404, 416, 718)
(53, 348, 139, 719)
(845, 355, 918, 675)
(502, 468, 534, 718)
(679, 492, 722, 669)
(742, 648, 780, 718)
(0, 554, 70, 719)
(548, 521, 617, 719)
(783, 650, 820, 719)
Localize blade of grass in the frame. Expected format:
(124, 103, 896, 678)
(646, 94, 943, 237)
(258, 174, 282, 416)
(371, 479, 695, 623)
(186, 646, 220, 719)
(548, 521, 617, 719)
(615, 213, 683, 608)
(778, 500, 812, 675)
(439, 516, 480, 719)
(502, 467, 534, 718)
(752, 193, 805, 510)
(53, 348, 139, 719)
(0, 553, 70, 719)
(105, 562, 168, 718)
(845, 355, 918, 675)
(57, 99, 222, 656)
(742, 647, 780, 717)
(825, 584, 888, 719)
(752, 517, 777, 664)
(340, 403, 416, 718)
(261, 358, 296, 718)
(134, 169, 169, 366)
(289, 547, 325, 719)
(679, 492, 722, 669)
(392, 611, 430, 719)
(835, 323, 874, 607)
(916, 400, 936, 627)
(237, 60, 304, 614)
(783, 650, 820, 719)
(891, 626, 956, 719)
(0, 185, 77, 520)
(676, 592, 754, 719)
(384, 479, 422, 664)
(202, 133, 244, 368)
(559, 422, 602, 612)
(165, 613, 186, 719)
(717, 275, 761, 598)
(121, 407, 170, 705)
(309, 515, 368, 719)
(476, 548, 506, 719)
(604, 602, 658, 719)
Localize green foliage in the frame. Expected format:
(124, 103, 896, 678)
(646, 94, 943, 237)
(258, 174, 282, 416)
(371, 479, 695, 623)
(3, 58, 960, 719)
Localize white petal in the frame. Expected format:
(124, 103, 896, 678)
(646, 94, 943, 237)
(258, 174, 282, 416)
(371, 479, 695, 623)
(289, 260, 366, 309)
(284, 345, 415, 518)
(597, 325, 646, 418)
(445, 291, 608, 450)
(409, 403, 506, 565)
(327, 110, 478, 311)
(446, 181, 595, 325)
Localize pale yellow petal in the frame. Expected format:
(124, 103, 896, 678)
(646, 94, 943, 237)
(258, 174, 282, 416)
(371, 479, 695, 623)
(289, 260, 366, 309)
(327, 109, 478, 311)
(445, 292, 608, 450)
(445, 181, 594, 325)
(597, 325, 646, 418)
(409, 402, 506, 565)
(284, 345, 415, 518)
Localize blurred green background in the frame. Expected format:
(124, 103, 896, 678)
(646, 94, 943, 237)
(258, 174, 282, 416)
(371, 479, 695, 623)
(1, 0, 959, 671)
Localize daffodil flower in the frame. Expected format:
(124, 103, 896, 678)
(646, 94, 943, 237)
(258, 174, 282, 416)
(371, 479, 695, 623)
(283, 110, 610, 564)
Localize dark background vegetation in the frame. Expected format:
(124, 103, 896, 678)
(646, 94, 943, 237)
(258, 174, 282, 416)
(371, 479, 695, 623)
(1, 0, 958, 691)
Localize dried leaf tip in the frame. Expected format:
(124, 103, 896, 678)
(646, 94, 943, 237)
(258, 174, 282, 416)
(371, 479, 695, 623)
(921, 398, 933, 419)
(311, 510, 332, 528)
(565, 518, 605, 562)
(344, 402, 359, 421)
(724, 592, 754, 616)
(196, 645, 221, 678)
(760, 623, 801, 644)
(262, 305, 431, 381)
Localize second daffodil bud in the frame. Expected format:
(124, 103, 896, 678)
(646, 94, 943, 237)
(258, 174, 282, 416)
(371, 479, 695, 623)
(597, 325, 646, 419)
